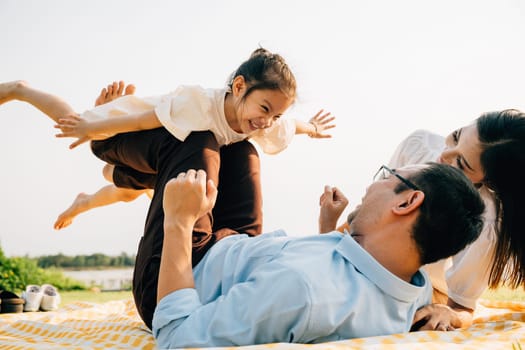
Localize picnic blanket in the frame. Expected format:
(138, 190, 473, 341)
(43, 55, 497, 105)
(0, 298, 524, 349)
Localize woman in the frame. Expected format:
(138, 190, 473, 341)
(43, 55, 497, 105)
(388, 110, 525, 331)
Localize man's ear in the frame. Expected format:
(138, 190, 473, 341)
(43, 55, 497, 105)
(231, 75, 246, 96)
(392, 190, 425, 216)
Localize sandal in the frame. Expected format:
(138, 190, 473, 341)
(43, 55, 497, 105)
(0, 290, 25, 313)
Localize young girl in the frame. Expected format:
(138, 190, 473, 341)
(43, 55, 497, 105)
(1, 48, 335, 230)
(2, 48, 334, 328)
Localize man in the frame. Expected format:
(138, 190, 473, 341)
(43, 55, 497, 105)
(152, 163, 484, 348)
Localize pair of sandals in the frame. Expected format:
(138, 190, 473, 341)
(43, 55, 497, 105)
(0, 285, 61, 313)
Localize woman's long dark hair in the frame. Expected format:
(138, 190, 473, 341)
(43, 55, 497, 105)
(477, 109, 525, 288)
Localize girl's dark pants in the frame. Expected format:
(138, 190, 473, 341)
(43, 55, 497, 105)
(91, 128, 263, 329)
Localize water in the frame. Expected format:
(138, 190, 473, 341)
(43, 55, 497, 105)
(62, 268, 134, 291)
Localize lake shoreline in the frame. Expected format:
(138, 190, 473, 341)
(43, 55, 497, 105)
(62, 268, 134, 291)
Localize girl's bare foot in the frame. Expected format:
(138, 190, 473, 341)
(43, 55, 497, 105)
(54, 193, 92, 230)
(0, 80, 28, 105)
(94, 81, 136, 106)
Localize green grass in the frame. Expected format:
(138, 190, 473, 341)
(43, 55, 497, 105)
(61, 290, 132, 305)
(58, 287, 525, 306)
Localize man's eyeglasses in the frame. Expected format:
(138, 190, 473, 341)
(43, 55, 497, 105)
(373, 165, 420, 190)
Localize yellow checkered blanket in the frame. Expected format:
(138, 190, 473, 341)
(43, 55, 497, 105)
(0, 299, 523, 349)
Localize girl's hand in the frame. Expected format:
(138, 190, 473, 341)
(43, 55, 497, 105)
(54, 114, 100, 149)
(319, 185, 348, 233)
(308, 109, 336, 138)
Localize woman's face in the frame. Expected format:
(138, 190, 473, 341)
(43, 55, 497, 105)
(439, 123, 485, 184)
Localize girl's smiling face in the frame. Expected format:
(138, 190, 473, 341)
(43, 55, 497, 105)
(225, 76, 293, 135)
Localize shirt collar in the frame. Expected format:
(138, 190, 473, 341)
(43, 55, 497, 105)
(334, 231, 428, 303)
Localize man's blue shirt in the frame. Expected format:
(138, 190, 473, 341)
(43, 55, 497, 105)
(153, 230, 432, 348)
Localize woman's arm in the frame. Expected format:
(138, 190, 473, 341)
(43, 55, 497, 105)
(411, 296, 474, 331)
(55, 109, 162, 149)
(415, 220, 495, 330)
(447, 298, 475, 327)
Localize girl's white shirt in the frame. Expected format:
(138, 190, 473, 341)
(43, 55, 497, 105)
(388, 129, 497, 309)
(82, 85, 296, 155)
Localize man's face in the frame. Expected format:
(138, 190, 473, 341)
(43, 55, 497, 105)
(347, 164, 426, 247)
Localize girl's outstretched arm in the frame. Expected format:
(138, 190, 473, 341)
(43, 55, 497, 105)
(294, 109, 336, 138)
(55, 110, 162, 149)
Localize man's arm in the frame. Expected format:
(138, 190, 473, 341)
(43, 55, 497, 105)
(318, 185, 348, 233)
(158, 169, 217, 301)
(153, 255, 312, 347)
(153, 170, 315, 347)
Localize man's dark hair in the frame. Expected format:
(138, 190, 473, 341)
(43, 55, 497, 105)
(395, 163, 485, 265)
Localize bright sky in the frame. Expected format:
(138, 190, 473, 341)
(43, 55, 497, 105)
(1, 0, 524, 257)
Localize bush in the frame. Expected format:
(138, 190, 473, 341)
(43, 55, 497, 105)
(0, 246, 86, 293)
